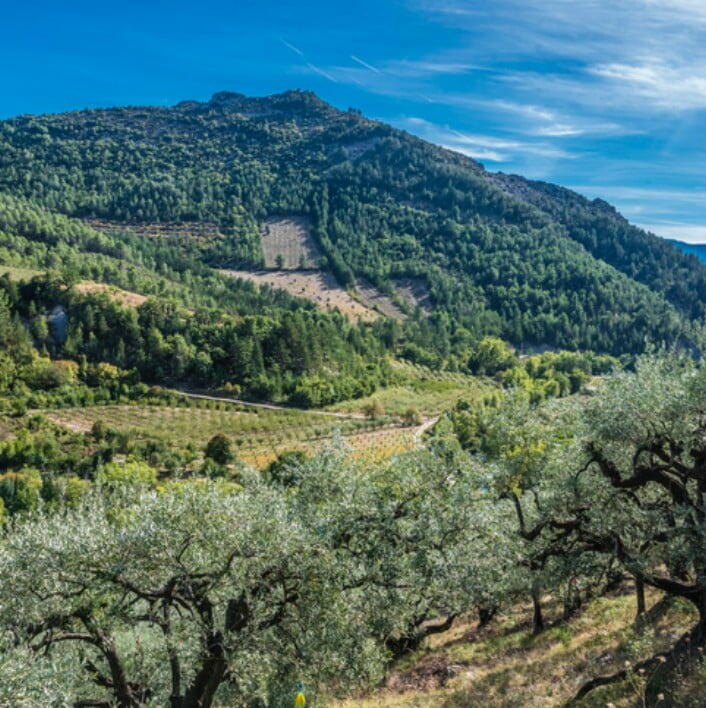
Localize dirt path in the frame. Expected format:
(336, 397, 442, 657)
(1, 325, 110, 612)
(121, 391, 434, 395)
(414, 416, 440, 443)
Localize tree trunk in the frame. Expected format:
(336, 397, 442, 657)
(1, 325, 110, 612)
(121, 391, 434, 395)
(573, 594, 706, 704)
(635, 576, 646, 617)
(563, 577, 583, 621)
(532, 583, 544, 635)
(477, 605, 498, 629)
(386, 614, 458, 659)
(182, 632, 228, 708)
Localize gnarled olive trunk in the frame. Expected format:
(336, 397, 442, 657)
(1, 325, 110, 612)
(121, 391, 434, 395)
(531, 583, 544, 635)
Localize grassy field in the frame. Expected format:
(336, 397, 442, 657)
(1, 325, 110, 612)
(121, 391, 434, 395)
(333, 588, 703, 707)
(74, 281, 148, 307)
(42, 403, 418, 468)
(0, 264, 42, 280)
(329, 365, 496, 417)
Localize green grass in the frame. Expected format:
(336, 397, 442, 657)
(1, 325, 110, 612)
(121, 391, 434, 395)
(0, 264, 42, 281)
(328, 369, 495, 417)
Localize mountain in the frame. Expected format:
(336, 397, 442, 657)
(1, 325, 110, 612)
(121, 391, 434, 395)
(667, 238, 706, 265)
(1, 89, 704, 357)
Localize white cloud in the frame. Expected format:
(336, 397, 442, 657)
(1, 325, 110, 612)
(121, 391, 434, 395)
(569, 185, 706, 204)
(413, 0, 706, 113)
(474, 99, 632, 136)
(639, 223, 706, 244)
(589, 61, 706, 110)
(400, 116, 575, 162)
(383, 59, 479, 77)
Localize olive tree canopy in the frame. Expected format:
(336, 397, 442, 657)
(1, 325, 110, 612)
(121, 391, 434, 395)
(0, 444, 511, 706)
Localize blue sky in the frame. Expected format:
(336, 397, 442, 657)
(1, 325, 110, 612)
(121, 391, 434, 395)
(3, 0, 706, 241)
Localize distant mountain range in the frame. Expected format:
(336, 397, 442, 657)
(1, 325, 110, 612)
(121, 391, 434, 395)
(1, 89, 705, 356)
(667, 239, 706, 265)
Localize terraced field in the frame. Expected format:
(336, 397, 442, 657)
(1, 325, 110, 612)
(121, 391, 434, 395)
(86, 219, 224, 242)
(42, 404, 418, 468)
(260, 216, 321, 269)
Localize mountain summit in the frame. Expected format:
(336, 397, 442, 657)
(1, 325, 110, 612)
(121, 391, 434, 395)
(0, 90, 703, 355)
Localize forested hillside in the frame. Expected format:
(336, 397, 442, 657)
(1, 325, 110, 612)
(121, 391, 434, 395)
(668, 238, 706, 265)
(0, 193, 396, 405)
(0, 89, 702, 355)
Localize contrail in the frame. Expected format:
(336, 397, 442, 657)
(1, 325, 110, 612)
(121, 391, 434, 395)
(279, 38, 305, 56)
(350, 54, 381, 73)
(307, 63, 339, 83)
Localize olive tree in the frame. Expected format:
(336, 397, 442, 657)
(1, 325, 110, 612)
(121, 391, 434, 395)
(456, 389, 598, 633)
(0, 442, 504, 706)
(487, 356, 706, 701)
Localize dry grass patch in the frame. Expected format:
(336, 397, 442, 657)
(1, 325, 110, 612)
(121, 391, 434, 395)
(74, 282, 147, 307)
(334, 589, 698, 707)
(222, 269, 379, 321)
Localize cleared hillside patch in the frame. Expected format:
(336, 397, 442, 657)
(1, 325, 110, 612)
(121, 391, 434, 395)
(356, 278, 406, 320)
(222, 269, 379, 320)
(74, 282, 147, 307)
(392, 276, 433, 314)
(260, 216, 321, 269)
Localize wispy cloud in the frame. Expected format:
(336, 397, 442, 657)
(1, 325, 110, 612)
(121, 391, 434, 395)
(384, 59, 478, 77)
(569, 185, 706, 205)
(402, 116, 576, 162)
(465, 99, 632, 137)
(589, 61, 706, 110)
(413, 0, 706, 113)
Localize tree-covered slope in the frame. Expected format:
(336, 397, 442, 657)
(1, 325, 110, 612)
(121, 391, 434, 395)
(0, 89, 702, 355)
(0, 193, 395, 406)
(667, 238, 706, 266)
